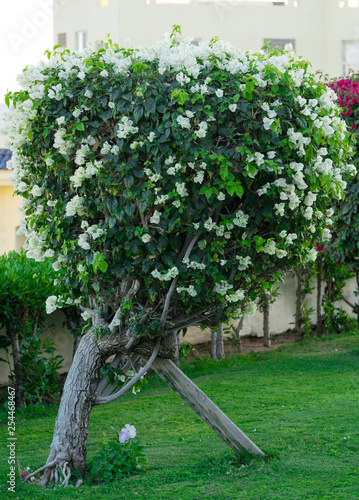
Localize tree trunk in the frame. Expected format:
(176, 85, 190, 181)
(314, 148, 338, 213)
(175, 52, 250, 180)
(211, 329, 217, 360)
(173, 330, 181, 367)
(263, 293, 271, 348)
(216, 324, 225, 359)
(73, 335, 81, 358)
(295, 265, 302, 333)
(36, 328, 176, 486)
(9, 329, 22, 408)
(150, 358, 264, 456)
(39, 330, 108, 486)
(233, 317, 244, 353)
(317, 255, 323, 337)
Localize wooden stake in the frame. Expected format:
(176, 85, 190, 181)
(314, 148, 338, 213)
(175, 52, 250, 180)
(150, 358, 265, 456)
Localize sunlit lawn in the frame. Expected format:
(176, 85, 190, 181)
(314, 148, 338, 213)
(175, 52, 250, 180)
(1, 332, 358, 499)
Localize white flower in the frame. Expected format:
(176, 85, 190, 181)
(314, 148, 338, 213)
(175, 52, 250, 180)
(100, 69, 109, 78)
(214, 280, 233, 296)
(17, 182, 28, 192)
(78, 233, 90, 250)
(217, 192, 226, 201)
(177, 115, 191, 129)
(44, 249, 55, 258)
(303, 207, 313, 220)
(150, 210, 161, 224)
(57, 116, 66, 125)
(262, 240, 276, 255)
(263, 117, 274, 130)
(226, 289, 245, 303)
(233, 210, 249, 228)
(31, 185, 43, 197)
(173, 200, 181, 208)
(46, 296, 58, 314)
(244, 301, 257, 317)
(236, 256, 251, 270)
(186, 110, 195, 118)
(176, 182, 188, 197)
(229, 104, 237, 112)
(73, 108, 82, 118)
(215, 89, 224, 98)
(141, 233, 151, 243)
(84, 89, 93, 98)
(65, 195, 86, 217)
(275, 249, 287, 259)
(194, 171, 204, 184)
(176, 72, 190, 85)
(151, 266, 179, 281)
(274, 203, 285, 216)
(177, 285, 197, 297)
(109, 101, 115, 109)
(195, 121, 208, 138)
(100, 141, 111, 155)
(81, 310, 92, 321)
(148, 132, 156, 142)
(117, 116, 138, 139)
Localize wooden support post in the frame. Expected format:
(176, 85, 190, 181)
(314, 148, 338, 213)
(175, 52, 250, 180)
(150, 358, 265, 456)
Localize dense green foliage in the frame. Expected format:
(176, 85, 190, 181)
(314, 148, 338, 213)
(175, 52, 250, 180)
(0, 251, 63, 405)
(3, 32, 355, 337)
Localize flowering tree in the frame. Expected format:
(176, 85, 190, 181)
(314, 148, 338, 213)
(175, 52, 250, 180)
(327, 76, 359, 320)
(4, 31, 354, 486)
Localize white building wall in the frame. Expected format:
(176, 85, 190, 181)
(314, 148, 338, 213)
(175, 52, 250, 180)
(53, 0, 359, 77)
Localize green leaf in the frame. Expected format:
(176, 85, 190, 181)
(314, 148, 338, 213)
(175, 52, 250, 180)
(125, 204, 136, 216)
(143, 190, 154, 205)
(138, 201, 147, 213)
(198, 239, 206, 250)
(76, 122, 85, 131)
(145, 98, 156, 114)
(253, 236, 265, 251)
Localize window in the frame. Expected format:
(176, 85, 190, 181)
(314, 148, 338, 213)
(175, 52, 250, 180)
(76, 31, 87, 51)
(342, 41, 359, 75)
(57, 33, 67, 47)
(264, 38, 295, 51)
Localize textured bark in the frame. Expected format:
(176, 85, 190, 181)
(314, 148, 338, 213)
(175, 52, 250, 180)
(233, 317, 244, 353)
(173, 331, 181, 367)
(211, 329, 217, 360)
(295, 266, 302, 333)
(317, 255, 323, 337)
(150, 358, 264, 456)
(38, 327, 177, 485)
(262, 293, 271, 348)
(216, 323, 225, 359)
(9, 330, 22, 408)
(39, 331, 106, 485)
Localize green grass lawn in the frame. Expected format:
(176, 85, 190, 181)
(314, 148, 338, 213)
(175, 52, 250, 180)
(1, 333, 359, 500)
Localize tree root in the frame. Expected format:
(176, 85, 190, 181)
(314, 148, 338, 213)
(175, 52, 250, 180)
(23, 458, 83, 488)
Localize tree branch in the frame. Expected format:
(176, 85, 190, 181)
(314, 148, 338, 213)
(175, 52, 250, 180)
(94, 338, 160, 405)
